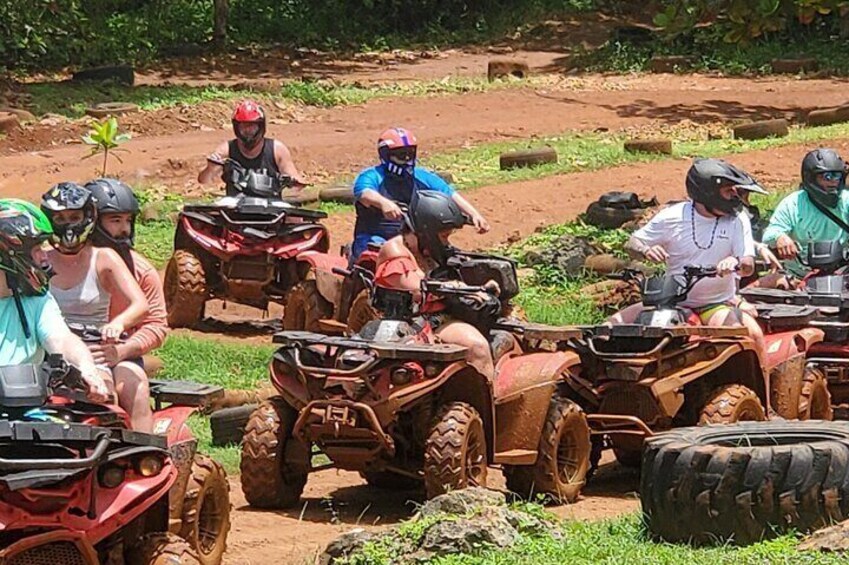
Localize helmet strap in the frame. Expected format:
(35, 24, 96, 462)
(11, 286, 31, 340)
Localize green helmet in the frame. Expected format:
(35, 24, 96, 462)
(0, 198, 54, 295)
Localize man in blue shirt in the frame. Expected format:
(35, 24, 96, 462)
(351, 127, 489, 261)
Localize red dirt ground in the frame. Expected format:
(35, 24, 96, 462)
(223, 453, 639, 564)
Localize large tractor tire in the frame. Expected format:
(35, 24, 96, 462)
(178, 455, 231, 565)
(424, 402, 488, 499)
(799, 366, 833, 421)
(641, 420, 849, 545)
(283, 280, 333, 332)
(165, 250, 207, 329)
(699, 384, 766, 425)
(504, 398, 590, 503)
(240, 400, 309, 509)
(130, 533, 200, 565)
(346, 289, 377, 336)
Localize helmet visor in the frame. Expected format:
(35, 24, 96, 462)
(388, 146, 417, 165)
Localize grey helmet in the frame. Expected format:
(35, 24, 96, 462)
(685, 158, 767, 215)
(801, 148, 846, 208)
(402, 190, 469, 266)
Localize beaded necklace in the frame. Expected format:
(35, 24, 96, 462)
(690, 203, 719, 250)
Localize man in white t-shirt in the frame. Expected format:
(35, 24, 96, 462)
(612, 158, 767, 354)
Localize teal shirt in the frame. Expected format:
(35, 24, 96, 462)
(762, 189, 849, 275)
(0, 293, 66, 366)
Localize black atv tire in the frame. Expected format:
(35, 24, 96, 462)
(584, 201, 645, 229)
(165, 250, 207, 329)
(699, 384, 766, 425)
(424, 402, 488, 499)
(641, 420, 849, 545)
(612, 446, 643, 468)
(284, 280, 333, 332)
(240, 400, 309, 509)
(799, 366, 833, 421)
(179, 455, 231, 565)
(504, 398, 590, 503)
(210, 405, 256, 447)
(129, 533, 200, 565)
(346, 289, 377, 336)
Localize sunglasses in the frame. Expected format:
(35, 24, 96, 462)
(821, 171, 843, 181)
(389, 147, 417, 164)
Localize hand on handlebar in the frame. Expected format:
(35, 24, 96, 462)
(757, 244, 782, 273)
(644, 245, 669, 263)
(776, 234, 799, 260)
(716, 256, 740, 277)
(380, 199, 404, 220)
(80, 368, 110, 404)
(100, 321, 125, 343)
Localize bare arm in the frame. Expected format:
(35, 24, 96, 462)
(98, 248, 148, 335)
(43, 329, 109, 402)
(451, 193, 490, 233)
(625, 234, 668, 263)
(360, 189, 403, 220)
(273, 141, 307, 185)
(198, 141, 229, 184)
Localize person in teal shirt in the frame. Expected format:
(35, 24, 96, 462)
(0, 199, 108, 402)
(762, 148, 849, 277)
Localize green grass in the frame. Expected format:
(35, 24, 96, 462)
(24, 75, 546, 119)
(346, 512, 842, 565)
(136, 220, 175, 270)
(157, 334, 275, 390)
(425, 122, 849, 192)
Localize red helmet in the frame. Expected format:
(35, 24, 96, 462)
(378, 128, 417, 176)
(232, 100, 266, 149)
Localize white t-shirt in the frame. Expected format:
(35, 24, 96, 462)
(632, 201, 755, 308)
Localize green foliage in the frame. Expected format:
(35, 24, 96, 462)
(82, 117, 131, 176)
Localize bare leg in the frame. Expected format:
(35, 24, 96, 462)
(113, 361, 153, 432)
(435, 321, 494, 379)
(608, 302, 644, 325)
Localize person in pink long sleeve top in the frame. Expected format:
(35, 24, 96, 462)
(85, 178, 169, 369)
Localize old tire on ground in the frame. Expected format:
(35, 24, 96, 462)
(284, 280, 333, 332)
(165, 250, 207, 329)
(584, 201, 645, 229)
(806, 106, 849, 127)
(240, 399, 309, 509)
(319, 185, 355, 205)
(641, 420, 849, 545)
(73, 65, 135, 85)
(732, 119, 789, 141)
(85, 101, 140, 118)
(424, 402, 488, 499)
(0, 112, 21, 134)
(504, 398, 590, 503)
(499, 147, 557, 170)
(129, 533, 200, 565)
(487, 59, 530, 81)
(699, 384, 766, 425)
(770, 57, 818, 74)
(360, 471, 421, 491)
(346, 289, 378, 335)
(799, 366, 833, 421)
(179, 455, 231, 565)
(281, 187, 320, 205)
(612, 446, 643, 468)
(648, 55, 693, 73)
(210, 404, 257, 446)
(623, 139, 673, 155)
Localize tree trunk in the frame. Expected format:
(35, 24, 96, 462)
(213, 0, 229, 47)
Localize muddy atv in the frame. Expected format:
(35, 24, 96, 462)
(742, 240, 849, 416)
(288, 246, 523, 335)
(566, 265, 826, 469)
(0, 350, 231, 565)
(164, 158, 333, 329)
(241, 281, 591, 505)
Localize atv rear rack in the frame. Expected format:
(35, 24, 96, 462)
(742, 287, 849, 310)
(149, 380, 224, 411)
(582, 324, 748, 339)
(273, 331, 468, 362)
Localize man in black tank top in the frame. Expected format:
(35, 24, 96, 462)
(198, 100, 306, 192)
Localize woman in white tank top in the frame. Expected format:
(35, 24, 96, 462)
(42, 183, 152, 432)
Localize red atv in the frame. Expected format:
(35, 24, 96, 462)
(567, 265, 828, 469)
(241, 280, 591, 505)
(164, 158, 333, 328)
(0, 353, 230, 565)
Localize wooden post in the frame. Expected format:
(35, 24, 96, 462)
(213, 0, 229, 47)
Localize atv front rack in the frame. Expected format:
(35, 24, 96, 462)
(273, 331, 468, 362)
(742, 287, 849, 310)
(582, 324, 748, 339)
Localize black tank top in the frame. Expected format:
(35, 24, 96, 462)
(225, 139, 279, 196)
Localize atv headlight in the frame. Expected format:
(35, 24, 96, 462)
(99, 464, 125, 488)
(137, 455, 164, 477)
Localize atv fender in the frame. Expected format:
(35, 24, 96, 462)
(766, 327, 824, 420)
(296, 251, 347, 305)
(493, 351, 580, 464)
(153, 405, 198, 446)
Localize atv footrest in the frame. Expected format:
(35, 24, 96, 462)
(149, 380, 224, 409)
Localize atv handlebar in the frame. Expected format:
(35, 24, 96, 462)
(421, 280, 496, 297)
(207, 155, 304, 189)
(68, 323, 128, 343)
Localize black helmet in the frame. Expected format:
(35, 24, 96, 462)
(85, 178, 140, 270)
(41, 182, 97, 254)
(686, 158, 767, 215)
(403, 190, 469, 265)
(801, 148, 846, 208)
